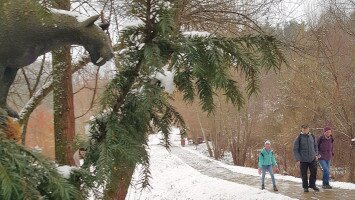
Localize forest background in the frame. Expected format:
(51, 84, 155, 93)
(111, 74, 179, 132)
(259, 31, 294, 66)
(9, 0, 354, 184)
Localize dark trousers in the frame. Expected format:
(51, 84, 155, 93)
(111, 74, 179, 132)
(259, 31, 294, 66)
(300, 159, 317, 188)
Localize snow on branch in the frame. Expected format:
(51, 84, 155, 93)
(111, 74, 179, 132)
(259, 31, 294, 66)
(153, 68, 175, 94)
(18, 56, 91, 124)
(49, 8, 87, 22)
(57, 165, 78, 179)
(183, 31, 211, 37)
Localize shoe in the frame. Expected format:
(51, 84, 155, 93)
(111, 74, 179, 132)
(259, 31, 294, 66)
(261, 185, 265, 190)
(304, 188, 309, 192)
(322, 185, 332, 189)
(312, 186, 320, 191)
(273, 186, 278, 191)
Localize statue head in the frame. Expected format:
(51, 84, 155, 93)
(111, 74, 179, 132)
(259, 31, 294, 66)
(79, 15, 114, 66)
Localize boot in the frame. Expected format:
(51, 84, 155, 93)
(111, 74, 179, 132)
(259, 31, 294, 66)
(312, 186, 320, 191)
(261, 185, 265, 190)
(273, 186, 278, 191)
(322, 185, 332, 189)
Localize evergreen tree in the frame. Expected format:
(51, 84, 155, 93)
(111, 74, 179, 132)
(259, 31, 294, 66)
(84, 1, 285, 199)
(0, 110, 82, 199)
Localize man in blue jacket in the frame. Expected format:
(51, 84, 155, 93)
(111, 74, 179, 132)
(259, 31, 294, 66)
(293, 124, 320, 192)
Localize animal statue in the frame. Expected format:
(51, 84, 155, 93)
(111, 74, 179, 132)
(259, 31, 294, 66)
(0, 0, 114, 118)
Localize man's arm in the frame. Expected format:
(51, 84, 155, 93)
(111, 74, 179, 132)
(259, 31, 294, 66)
(313, 134, 319, 155)
(293, 137, 301, 161)
(317, 136, 321, 151)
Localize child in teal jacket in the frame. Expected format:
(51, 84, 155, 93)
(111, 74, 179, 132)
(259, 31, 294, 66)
(258, 140, 279, 191)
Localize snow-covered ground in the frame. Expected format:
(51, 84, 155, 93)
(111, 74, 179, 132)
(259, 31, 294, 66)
(173, 128, 355, 191)
(127, 127, 355, 200)
(126, 130, 295, 200)
(182, 144, 355, 190)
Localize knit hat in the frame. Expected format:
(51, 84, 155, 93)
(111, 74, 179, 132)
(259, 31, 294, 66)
(323, 126, 331, 133)
(264, 140, 271, 145)
(301, 124, 309, 129)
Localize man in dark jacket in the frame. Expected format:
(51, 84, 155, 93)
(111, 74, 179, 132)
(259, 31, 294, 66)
(293, 124, 320, 192)
(318, 126, 334, 189)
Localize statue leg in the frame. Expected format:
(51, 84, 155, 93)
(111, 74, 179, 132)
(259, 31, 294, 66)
(0, 67, 19, 118)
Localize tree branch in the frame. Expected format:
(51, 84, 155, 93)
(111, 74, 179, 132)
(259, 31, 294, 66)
(18, 56, 91, 124)
(75, 65, 101, 119)
(112, 59, 143, 113)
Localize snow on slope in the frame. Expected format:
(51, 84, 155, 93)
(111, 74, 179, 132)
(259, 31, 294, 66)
(126, 133, 295, 200)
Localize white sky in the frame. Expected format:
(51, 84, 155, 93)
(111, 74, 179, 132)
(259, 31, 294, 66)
(267, 0, 325, 24)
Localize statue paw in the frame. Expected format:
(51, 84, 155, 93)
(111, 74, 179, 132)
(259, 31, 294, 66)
(4, 105, 19, 119)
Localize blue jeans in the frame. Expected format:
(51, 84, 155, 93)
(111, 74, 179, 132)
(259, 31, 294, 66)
(261, 165, 276, 187)
(319, 160, 331, 185)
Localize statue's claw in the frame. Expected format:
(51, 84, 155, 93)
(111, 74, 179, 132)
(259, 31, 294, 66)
(5, 105, 19, 119)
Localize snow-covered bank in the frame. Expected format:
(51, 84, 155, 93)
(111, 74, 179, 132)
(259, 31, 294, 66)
(127, 133, 295, 200)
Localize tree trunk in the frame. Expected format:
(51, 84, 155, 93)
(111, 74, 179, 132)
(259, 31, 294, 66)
(231, 112, 240, 165)
(230, 139, 238, 165)
(283, 145, 288, 173)
(236, 112, 242, 165)
(104, 163, 135, 200)
(197, 109, 213, 157)
(213, 120, 220, 159)
(350, 122, 355, 183)
(350, 141, 355, 183)
(51, 0, 75, 166)
(52, 45, 75, 165)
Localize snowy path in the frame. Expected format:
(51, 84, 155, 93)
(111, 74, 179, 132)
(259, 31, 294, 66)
(170, 145, 355, 200)
(127, 144, 294, 200)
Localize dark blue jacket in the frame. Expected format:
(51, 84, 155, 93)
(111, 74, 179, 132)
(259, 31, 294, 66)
(293, 133, 319, 163)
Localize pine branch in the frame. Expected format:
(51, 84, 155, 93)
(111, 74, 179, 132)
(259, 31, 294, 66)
(0, 134, 83, 199)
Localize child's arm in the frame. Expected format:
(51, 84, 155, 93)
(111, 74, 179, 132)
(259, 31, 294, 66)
(258, 153, 263, 175)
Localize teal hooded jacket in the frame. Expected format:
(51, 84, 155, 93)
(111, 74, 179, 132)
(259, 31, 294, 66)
(258, 148, 277, 168)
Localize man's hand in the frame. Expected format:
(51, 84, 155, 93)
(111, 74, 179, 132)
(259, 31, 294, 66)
(274, 167, 280, 173)
(296, 161, 300, 166)
(258, 168, 262, 175)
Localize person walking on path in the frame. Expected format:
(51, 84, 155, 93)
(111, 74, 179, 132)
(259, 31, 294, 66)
(258, 140, 279, 191)
(293, 124, 320, 192)
(318, 126, 334, 189)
